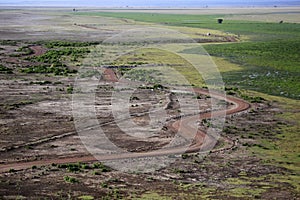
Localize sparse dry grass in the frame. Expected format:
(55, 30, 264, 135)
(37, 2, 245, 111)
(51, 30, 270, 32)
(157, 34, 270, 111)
(227, 13, 300, 23)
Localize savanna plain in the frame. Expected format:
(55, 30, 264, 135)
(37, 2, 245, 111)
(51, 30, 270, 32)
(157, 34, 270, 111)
(0, 7, 299, 199)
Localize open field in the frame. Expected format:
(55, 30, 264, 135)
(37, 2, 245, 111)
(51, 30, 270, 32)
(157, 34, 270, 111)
(0, 7, 299, 199)
(76, 10, 300, 99)
(79, 7, 300, 21)
(95, 8, 300, 23)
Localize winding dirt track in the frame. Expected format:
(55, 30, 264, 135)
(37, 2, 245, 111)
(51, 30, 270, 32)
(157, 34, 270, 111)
(173, 88, 250, 153)
(29, 46, 47, 56)
(0, 70, 250, 173)
(103, 68, 119, 82)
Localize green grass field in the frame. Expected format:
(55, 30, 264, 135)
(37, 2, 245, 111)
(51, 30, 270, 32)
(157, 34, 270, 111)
(185, 40, 300, 99)
(75, 12, 300, 41)
(75, 11, 300, 100)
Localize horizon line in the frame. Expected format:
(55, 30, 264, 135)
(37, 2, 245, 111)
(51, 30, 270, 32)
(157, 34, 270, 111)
(1, 5, 300, 8)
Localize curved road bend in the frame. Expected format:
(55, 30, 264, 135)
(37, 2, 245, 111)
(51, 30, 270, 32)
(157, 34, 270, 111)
(0, 70, 250, 173)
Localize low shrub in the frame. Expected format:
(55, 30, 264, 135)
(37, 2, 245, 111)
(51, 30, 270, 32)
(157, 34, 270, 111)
(64, 175, 79, 183)
(0, 65, 13, 74)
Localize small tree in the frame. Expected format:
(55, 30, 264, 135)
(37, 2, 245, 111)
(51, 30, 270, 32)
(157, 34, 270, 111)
(217, 19, 223, 24)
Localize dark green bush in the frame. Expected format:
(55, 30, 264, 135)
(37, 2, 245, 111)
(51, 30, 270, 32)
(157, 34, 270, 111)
(67, 86, 73, 94)
(0, 65, 13, 74)
(0, 40, 17, 45)
(44, 41, 99, 48)
(16, 46, 34, 55)
(64, 175, 79, 183)
(21, 63, 77, 76)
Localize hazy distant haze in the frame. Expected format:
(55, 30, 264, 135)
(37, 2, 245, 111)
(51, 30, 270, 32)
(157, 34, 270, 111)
(1, 0, 300, 7)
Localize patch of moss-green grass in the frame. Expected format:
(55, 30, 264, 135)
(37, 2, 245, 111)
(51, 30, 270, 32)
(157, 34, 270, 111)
(226, 187, 265, 198)
(78, 195, 94, 200)
(242, 91, 299, 192)
(182, 40, 300, 99)
(113, 47, 205, 87)
(133, 192, 172, 200)
(43, 41, 99, 48)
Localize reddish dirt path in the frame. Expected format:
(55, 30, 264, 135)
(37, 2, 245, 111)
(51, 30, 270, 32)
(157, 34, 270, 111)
(74, 24, 114, 31)
(0, 71, 250, 173)
(173, 88, 250, 153)
(29, 45, 47, 56)
(103, 68, 118, 82)
(75, 24, 98, 30)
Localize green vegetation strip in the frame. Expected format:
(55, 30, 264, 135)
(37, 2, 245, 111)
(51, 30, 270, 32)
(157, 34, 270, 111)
(55, 162, 111, 173)
(21, 44, 92, 76)
(27, 48, 90, 63)
(43, 41, 100, 48)
(183, 40, 300, 99)
(74, 12, 300, 41)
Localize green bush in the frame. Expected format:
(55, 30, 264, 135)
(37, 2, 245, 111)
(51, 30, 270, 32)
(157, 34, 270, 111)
(241, 95, 265, 103)
(93, 171, 101, 175)
(101, 182, 108, 188)
(181, 154, 189, 159)
(67, 86, 73, 94)
(21, 45, 86, 76)
(5, 100, 33, 109)
(58, 163, 83, 172)
(9, 168, 16, 173)
(0, 40, 17, 45)
(16, 46, 34, 55)
(21, 63, 77, 76)
(78, 195, 94, 200)
(64, 175, 79, 183)
(30, 81, 52, 85)
(28, 48, 90, 64)
(92, 162, 111, 172)
(57, 162, 110, 173)
(44, 41, 99, 48)
(0, 65, 13, 74)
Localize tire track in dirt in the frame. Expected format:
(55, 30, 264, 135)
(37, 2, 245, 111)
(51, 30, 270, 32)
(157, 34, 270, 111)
(74, 24, 115, 32)
(103, 68, 118, 82)
(0, 69, 250, 173)
(29, 45, 47, 56)
(173, 88, 250, 153)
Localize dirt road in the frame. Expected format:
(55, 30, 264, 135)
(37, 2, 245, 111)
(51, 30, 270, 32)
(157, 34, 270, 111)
(0, 69, 250, 173)
(103, 68, 118, 82)
(29, 45, 47, 56)
(173, 88, 250, 153)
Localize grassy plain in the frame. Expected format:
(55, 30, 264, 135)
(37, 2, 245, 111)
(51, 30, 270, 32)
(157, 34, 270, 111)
(76, 11, 300, 99)
(0, 7, 299, 199)
(75, 11, 300, 41)
(75, 9, 300, 197)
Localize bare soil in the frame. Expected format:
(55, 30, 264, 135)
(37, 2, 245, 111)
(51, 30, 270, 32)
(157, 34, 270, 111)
(0, 9, 298, 199)
(0, 98, 297, 199)
(0, 41, 298, 199)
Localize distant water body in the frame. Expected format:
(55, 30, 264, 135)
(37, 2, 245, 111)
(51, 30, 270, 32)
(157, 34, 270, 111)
(1, 0, 300, 7)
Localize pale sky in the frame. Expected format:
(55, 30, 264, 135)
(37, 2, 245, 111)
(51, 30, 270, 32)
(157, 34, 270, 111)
(1, 0, 299, 7)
